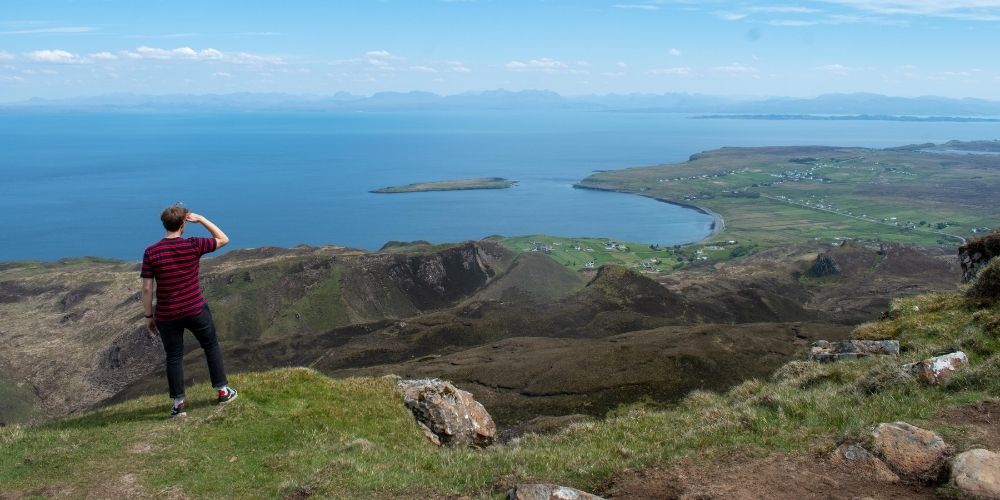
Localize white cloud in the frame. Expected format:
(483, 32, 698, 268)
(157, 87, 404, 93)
(26, 49, 85, 64)
(447, 61, 471, 73)
(0, 26, 95, 35)
(409, 65, 438, 73)
(124, 46, 223, 60)
(770, 19, 820, 26)
(0, 75, 25, 82)
(668, 48, 682, 56)
(365, 50, 394, 59)
(716, 11, 749, 20)
(603, 71, 626, 77)
(713, 63, 760, 76)
(0, 51, 13, 61)
(616, 61, 628, 68)
(649, 66, 692, 76)
(505, 58, 569, 73)
(817, 63, 851, 75)
(816, 0, 1000, 21)
(118, 46, 282, 65)
(89, 51, 118, 61)
(614, 4, 661, 10)
(212, 71, 232, 78)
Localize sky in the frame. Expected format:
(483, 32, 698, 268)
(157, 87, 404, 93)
(2, 0, 1000, 101)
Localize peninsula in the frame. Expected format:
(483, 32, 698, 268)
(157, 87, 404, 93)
(371, 177, 516, 193)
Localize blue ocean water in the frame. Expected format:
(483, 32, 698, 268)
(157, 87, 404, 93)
(2, 110, 1000, 261)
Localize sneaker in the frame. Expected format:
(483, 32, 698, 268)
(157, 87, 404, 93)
(170, 401, 187, 418)
(217, 387, 238, 404)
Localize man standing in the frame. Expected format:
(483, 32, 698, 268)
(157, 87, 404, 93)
(142, 204, 237, 417)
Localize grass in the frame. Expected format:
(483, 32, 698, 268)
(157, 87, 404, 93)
(495, 235, 755, 273)
(3, 291, 999, 498)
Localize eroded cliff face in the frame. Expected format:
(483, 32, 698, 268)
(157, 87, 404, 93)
(960, 231, 1000, 282)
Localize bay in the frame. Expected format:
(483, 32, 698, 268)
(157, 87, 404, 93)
(1, 110, 999, 261)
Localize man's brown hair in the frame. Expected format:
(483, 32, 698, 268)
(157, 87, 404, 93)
(161, 204, 190, 232)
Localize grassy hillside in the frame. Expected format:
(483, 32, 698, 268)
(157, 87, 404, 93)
(3, 289, 998, 498)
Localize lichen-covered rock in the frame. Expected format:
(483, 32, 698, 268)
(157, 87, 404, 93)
(507, 483, 606, 500)
(872, 421, 952, 482)
(809, 340, 900, 362)
(903, 351, 969, 385)
(951, 449, 1000, 499)
(830, 444, 900, 483)
(398, 379, 496, 448)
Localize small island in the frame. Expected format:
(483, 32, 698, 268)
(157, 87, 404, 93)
(370, 177, 517, 194)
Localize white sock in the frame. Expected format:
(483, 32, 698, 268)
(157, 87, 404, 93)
(217, 385, 230, 394)
(173, 397, 184, 408)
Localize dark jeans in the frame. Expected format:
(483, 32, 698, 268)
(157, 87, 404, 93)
(157, 304, 228, 399)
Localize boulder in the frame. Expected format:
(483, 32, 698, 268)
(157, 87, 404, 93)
(903, 351, 969, 385)
(507, 484, 606, 500)
(398, 379, 496, 448)
(951, 449, 1000, 499)
(809, 340, 900, 362)
(872, 421, 952, 482)
(960, 231, 1000, 283)
(830, 444, 900, 483)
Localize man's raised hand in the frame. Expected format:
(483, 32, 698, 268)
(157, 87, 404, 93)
(185, 212, 202, 223)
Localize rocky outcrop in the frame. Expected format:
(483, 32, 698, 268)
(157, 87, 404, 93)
(398, 379, 496, 448)
(808, 340, 899, 362)
(951, 449, 1000, 499)
(507, 484, 605, 500)
(830, 444, 900, 482)
(808, 253, 841, 277)
(969, 258, 1000, 301)
(872, 421, 952, 482)
(960, 231, 1000, 282)
(903, 351, 969, 385)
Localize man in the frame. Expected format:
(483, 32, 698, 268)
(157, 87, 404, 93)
(142, 204, 237, 417)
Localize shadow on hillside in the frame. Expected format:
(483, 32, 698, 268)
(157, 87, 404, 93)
(50, 399, 220, 430)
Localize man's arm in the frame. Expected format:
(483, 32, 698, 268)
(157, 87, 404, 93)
(186, 212, 230, 248)
(142, 277, 158, 335)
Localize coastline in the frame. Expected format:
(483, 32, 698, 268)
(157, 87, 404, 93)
(572, 183, 725, 243)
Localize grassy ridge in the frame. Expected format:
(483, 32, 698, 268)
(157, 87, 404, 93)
(3, 291, 998, 497)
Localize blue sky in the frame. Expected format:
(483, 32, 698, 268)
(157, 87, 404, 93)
(2, 0, 1000, 101)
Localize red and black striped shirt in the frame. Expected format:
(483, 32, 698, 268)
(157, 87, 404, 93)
(141, 237, 217, 321)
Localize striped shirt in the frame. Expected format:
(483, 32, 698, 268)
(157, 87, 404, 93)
(141, 237, 218, 321)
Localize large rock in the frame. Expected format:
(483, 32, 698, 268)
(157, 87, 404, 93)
(872, 421, 952, 481)
(507, 484, 605, 500)
(960, 231, 1000, 283)
(398, 379, 496, 448)
(830, 444, 900, 483)
(809, 340, 900, 362)
(903, 351, 969, 385)
(951, 449, 1000, 499)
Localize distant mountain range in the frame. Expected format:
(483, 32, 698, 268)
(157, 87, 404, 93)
(6, 90, 1000, 116)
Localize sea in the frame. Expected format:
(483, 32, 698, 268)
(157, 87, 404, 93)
(3, 110, 1000, 262)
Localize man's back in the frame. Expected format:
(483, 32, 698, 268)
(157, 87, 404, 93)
(141, 236, 217, 321)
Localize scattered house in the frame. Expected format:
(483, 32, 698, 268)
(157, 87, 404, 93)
(584, 260, 596, 268)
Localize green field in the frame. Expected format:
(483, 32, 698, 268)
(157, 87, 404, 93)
(577, 142, 1000, 250)
(493, 235, 756, 273)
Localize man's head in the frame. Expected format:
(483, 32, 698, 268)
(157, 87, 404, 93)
(161, 204, 190, 232)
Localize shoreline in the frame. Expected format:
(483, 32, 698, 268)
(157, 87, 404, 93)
(572, 183, 725, 243)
